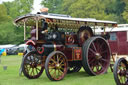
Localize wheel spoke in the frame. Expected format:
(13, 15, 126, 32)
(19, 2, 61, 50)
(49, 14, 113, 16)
(60, 60, 64, 65)
(57, 54, 59, 63)
(98, 62, 103, 69)
(35, 68, 39, 74)
(50, 59, 57, 64)
(91, 65, 94, 71)
(100, 58, 107, 62)
(101, 50, 108, 55)
(99, 43, 104, 50)
(58, 69, 64, 74)
(49, 66, 55, 69)
(89, 48, 96, 55)
(52, 69, 56, 78)
(49, 69, 54, 73)
(30, 68, 33, 76)
(26, 65, 31, 72)
(36, 67, 41, 71)
(91, 42, 97, 52)
(89, 58, 96, 64)
(58, 69, 60, 76)
(60, 64, 65, 67)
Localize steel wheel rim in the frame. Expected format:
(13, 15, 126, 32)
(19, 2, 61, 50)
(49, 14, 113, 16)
(47, 52, 67, 80)
(117, 63, 127, 84)
(23, 52, 44, 78)
(87, 38, 110, 74)
(82, 37, 110, 75)
(114, 58, 128, 85)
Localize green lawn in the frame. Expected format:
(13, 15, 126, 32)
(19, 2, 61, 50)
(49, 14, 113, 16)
(0, 55, 116, 85)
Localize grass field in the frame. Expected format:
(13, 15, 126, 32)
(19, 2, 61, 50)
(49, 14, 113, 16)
(0, 55, 116, 85)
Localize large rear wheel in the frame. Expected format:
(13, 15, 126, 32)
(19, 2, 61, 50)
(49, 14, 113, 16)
(45, 51, 68, 81)
(22, 51, 44, 79)
(113, 58, 128, 85)
(82, 36, 110, 75)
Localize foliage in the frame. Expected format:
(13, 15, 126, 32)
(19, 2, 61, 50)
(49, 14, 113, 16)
(122, 0, 128, 23)
(3, 0, 34, 18)
(41, 0, 126, 23)
(0, 21, 24, 45)
(41, 0, 63, 13)
(0, 4, 12, 23)
(0, 0, 33, 44)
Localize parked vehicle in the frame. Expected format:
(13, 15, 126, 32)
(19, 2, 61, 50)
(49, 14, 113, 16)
(7, 47, 18, 55)
(14, 11, 117, 81)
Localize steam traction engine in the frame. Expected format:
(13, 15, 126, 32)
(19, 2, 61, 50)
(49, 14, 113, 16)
(14, 13, 117, 81)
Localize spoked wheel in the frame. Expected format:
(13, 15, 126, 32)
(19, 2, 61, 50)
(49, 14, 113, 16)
(19, 45, 36, 76)
(67, 66, 81, 73)
(22, 51, 44, 79)
(77, 26, 93, 46)
(82, 36, 110, 75)
(113, 58, 128, 85)
(45, 51, 68, 81)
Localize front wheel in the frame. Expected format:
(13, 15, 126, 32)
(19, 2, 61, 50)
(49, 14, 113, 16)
(45, 51, 68, 81)
(113, 58, 128, 85)
(22, 51, 44, 79)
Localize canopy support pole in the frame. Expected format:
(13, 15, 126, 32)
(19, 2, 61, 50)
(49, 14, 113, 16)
(94, 25, 96, 35)
(23, 20, 26, 40)
(104, 26, 106, 35)
(36, 17, 38, 40)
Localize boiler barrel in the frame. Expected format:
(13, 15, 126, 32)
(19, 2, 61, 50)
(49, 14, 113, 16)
(41, 43, 64, 56)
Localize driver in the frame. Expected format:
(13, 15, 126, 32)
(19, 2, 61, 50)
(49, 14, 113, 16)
(41, 19, 48, 34)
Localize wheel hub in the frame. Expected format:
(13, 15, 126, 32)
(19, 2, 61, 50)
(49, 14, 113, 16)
(31, 63, 37, 68)
(95, 53, 102, 60)
(56, 63, 60, 69)
(118, 70, 126, 76)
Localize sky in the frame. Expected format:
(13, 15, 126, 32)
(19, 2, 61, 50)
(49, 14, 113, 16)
(0, 0, 43, 13)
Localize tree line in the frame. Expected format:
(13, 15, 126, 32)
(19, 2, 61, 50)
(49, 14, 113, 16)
(0, 0, 128, 44)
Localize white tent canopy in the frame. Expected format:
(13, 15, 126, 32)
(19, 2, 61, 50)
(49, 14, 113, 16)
(0, 44, 16, 49)
(95, 24, 128, 33)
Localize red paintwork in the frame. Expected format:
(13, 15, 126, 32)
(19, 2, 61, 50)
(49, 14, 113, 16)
(108, 31, 128, 55)
(37, 47, 44, 54)
(26, 40, 36, 46)
(73, 47, 82, 60)
(63, 48, 73, 61)
(63, 47, 82, 61)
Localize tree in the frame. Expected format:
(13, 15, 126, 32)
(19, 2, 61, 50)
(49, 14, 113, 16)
(3, 0, 34, 18)
(61, 0, 116, 21)
(122, 0, 128, 23)
(0, 0, 34, 44)
(0, 4, 12, 23)
(105, 0, 125, 23)
(41, 0, 63, 13)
